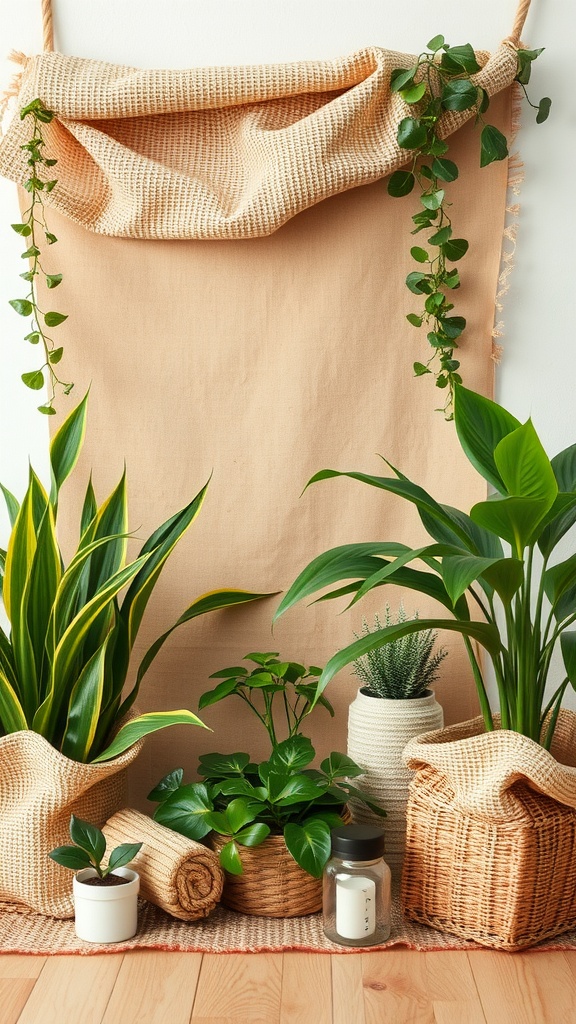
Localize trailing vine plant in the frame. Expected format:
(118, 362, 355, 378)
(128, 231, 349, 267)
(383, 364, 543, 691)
(387, 37, 550, 417)
(9, 98, 73, 415)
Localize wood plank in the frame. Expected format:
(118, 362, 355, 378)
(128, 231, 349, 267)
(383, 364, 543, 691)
(0, 978, 36, 1024)
(469, 950, 576, 1024)
(101, 951, 202, 1024)
(191, 953, 283, 1024)
(424, 952, 486, 1024)
(280, 953, 331, 1024)
(361, 950, 435, 1024)
(16, 954, 124, 1024)
(0, 955, 46, 978)
(332, 955, 366, 1024)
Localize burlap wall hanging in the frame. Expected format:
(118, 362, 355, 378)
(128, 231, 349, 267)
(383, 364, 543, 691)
(0, 0, 530, 812)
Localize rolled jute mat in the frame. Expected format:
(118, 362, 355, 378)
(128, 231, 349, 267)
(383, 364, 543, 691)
(103, 808, 224, 922)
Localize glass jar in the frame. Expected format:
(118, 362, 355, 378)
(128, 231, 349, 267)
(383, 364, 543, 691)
(323, 824, 391, 946)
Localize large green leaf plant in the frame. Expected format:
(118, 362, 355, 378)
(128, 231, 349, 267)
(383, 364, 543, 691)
(0, 392, 267, 763)
(149, 653, 384, 877)
(275, 385, 576, 749)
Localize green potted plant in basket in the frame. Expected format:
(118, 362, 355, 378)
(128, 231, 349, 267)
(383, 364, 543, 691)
(0, 391, 267, 919)
(347, 605, 446, 874)
(274, 384, 576, 949)
(149, 652, 385, 917)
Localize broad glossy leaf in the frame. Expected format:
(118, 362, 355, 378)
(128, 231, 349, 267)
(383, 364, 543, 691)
(219, 840, 243, 874)
(197, 752, 251, 777)
(313, 618, 501, 707)
(441, 79, 478, 111)
(538, 442, 576, 555)
(441, 44, 482, 75)
(320, 752, 362, 779)
(267, 772, 324, 805)
(107, 843, 142, 873)
(234, 822, 271, 847)
(91, 709, 207, 763)
(48, 846, 92, 871)
(349, 542, 463, 607)
(198, 676, 239, 710)
(153, 782, 214, 840)
(442, 554, 516, 606)
(70, 815, 106, 864)
(454, 385, 520, 493)
(284, 819, 332, 877)
(471, 496, 551, 556)
(147, 768, 184, 803)
(480, 124, 508, 167)
(222, 798, 258, 835)
(494, 421, 557, 506)
(543, 553, 576, 621)
(49, 390, 89, 506)
(268, 736, 315, 773)
(419, 503, 504, 558)
(480, 558, 524, 605)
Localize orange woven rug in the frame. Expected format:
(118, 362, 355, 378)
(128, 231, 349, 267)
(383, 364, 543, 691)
(3, 896, 576, 956)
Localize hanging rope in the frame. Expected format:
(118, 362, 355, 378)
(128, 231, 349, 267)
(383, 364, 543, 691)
(41, 0, 54, 52)
(510, 0, 532, 43)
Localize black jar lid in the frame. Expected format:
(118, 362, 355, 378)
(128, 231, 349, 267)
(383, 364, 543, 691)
(330, 825, 385, 860)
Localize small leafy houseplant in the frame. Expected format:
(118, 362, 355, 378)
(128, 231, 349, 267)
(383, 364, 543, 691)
(49, 814, 141, 884)
(0, 391, 267, 763)
(149, 653, 384, 880)
(353, 604, 447, 699)
(275, 385, 576, 750)
(387, 37, 549, 414)
(50, 815, 142, 943)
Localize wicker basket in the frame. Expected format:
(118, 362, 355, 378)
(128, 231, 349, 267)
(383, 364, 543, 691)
(401, 711, 576, 950)
(210, 832, 323, 917)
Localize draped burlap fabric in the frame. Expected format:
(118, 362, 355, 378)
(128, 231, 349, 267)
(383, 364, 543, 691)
(103, 808, 224, 921)
(402, 712, 576, 949)
(0, 732, 141, 918)
(0, 44, 515, 810)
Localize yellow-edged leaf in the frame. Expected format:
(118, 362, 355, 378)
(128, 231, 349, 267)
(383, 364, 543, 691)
(91, 709, 208, 763)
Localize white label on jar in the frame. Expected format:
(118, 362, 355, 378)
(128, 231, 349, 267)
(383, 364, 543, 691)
(335, 874, 376, 940)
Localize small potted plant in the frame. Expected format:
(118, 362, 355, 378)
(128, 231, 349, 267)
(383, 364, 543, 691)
(149, 653, 385, 917)
(49, 815, 142, 943)
(347, 604, 446, 873)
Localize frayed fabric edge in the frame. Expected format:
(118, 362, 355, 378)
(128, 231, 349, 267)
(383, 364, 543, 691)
(0, 51, 29, 138)
(492, 80, 524, 364)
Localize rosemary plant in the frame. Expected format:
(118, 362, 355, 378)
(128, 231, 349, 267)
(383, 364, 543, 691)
(9, 98, 72, 414)
(353, 605, 447, 699)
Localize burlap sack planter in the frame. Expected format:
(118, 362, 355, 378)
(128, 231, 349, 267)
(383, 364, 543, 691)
(0, 730, 142, 919)
(401, 711, 576, 951)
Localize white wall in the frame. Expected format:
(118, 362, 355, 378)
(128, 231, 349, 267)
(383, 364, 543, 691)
(0, 0, 574, 697)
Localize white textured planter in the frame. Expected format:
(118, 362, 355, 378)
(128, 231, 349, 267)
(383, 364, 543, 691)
(73, 867, 139, 943)
(347, 688, 443, 876)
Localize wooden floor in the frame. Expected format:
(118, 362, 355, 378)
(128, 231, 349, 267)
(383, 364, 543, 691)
(2, 948, 576, 1023)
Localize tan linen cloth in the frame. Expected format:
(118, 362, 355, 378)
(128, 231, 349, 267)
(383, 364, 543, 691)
(103, 808, 224, 921)
(0, 46, 514, 809)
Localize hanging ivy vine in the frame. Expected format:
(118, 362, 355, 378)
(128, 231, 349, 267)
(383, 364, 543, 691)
(387, 37, 550, 417)
(9, 98, 73, 415)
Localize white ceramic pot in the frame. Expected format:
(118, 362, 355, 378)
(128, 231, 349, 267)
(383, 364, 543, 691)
(347, 688, 443, 876)
(73, 867, 139, 943)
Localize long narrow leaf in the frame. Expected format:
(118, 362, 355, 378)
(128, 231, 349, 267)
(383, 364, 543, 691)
(91, 710, 208, 764)
(4, 484, 38, 721)
(0, 668, 28, 733)
(119, 590, 272, 718)
(26, 503, 61, 697)
(60, 637, 110, 762)
(0, 484, 19, 528)
(49, 389, 89, 507)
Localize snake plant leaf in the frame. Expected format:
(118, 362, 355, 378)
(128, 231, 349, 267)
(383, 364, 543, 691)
(470, 496, 553, 558)
(80, 476, 97, 536)
(454, 384, 521, 494)
(284, 819, 331, 877)
(313, 618, 502, 708)
(120, 589, 273, 718)
(49, 389, 89, 507)
(2, 479, 37, 623)
(0, 626, 17, 690)
(91, 710, 208, 764)
(0, 484, 19, 528)
(26, 503, 61, 695)
(60, 638, 109, 761)
(51, 532, 132, 648)
(494, 420, 558, 507)
(34, 553, 150, 739)
(0, 667, 28, 732)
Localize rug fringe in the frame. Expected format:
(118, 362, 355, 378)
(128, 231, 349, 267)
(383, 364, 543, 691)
(491, 81, 524, 363)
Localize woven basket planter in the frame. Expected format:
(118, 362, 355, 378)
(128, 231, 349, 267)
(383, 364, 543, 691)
(0, 730, 142, 918)
(347, 688, 443, 876)
(210, 832, 323, 917)
(401, 710, 576, 950)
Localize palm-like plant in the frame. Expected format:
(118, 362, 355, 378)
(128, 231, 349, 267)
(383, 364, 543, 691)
(275, 385, 576, 749)
(0, 392, 267, 762)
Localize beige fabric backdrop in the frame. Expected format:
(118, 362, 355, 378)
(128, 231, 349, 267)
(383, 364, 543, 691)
(0, 44, 514, 807)
(31, 92, 511, 809)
